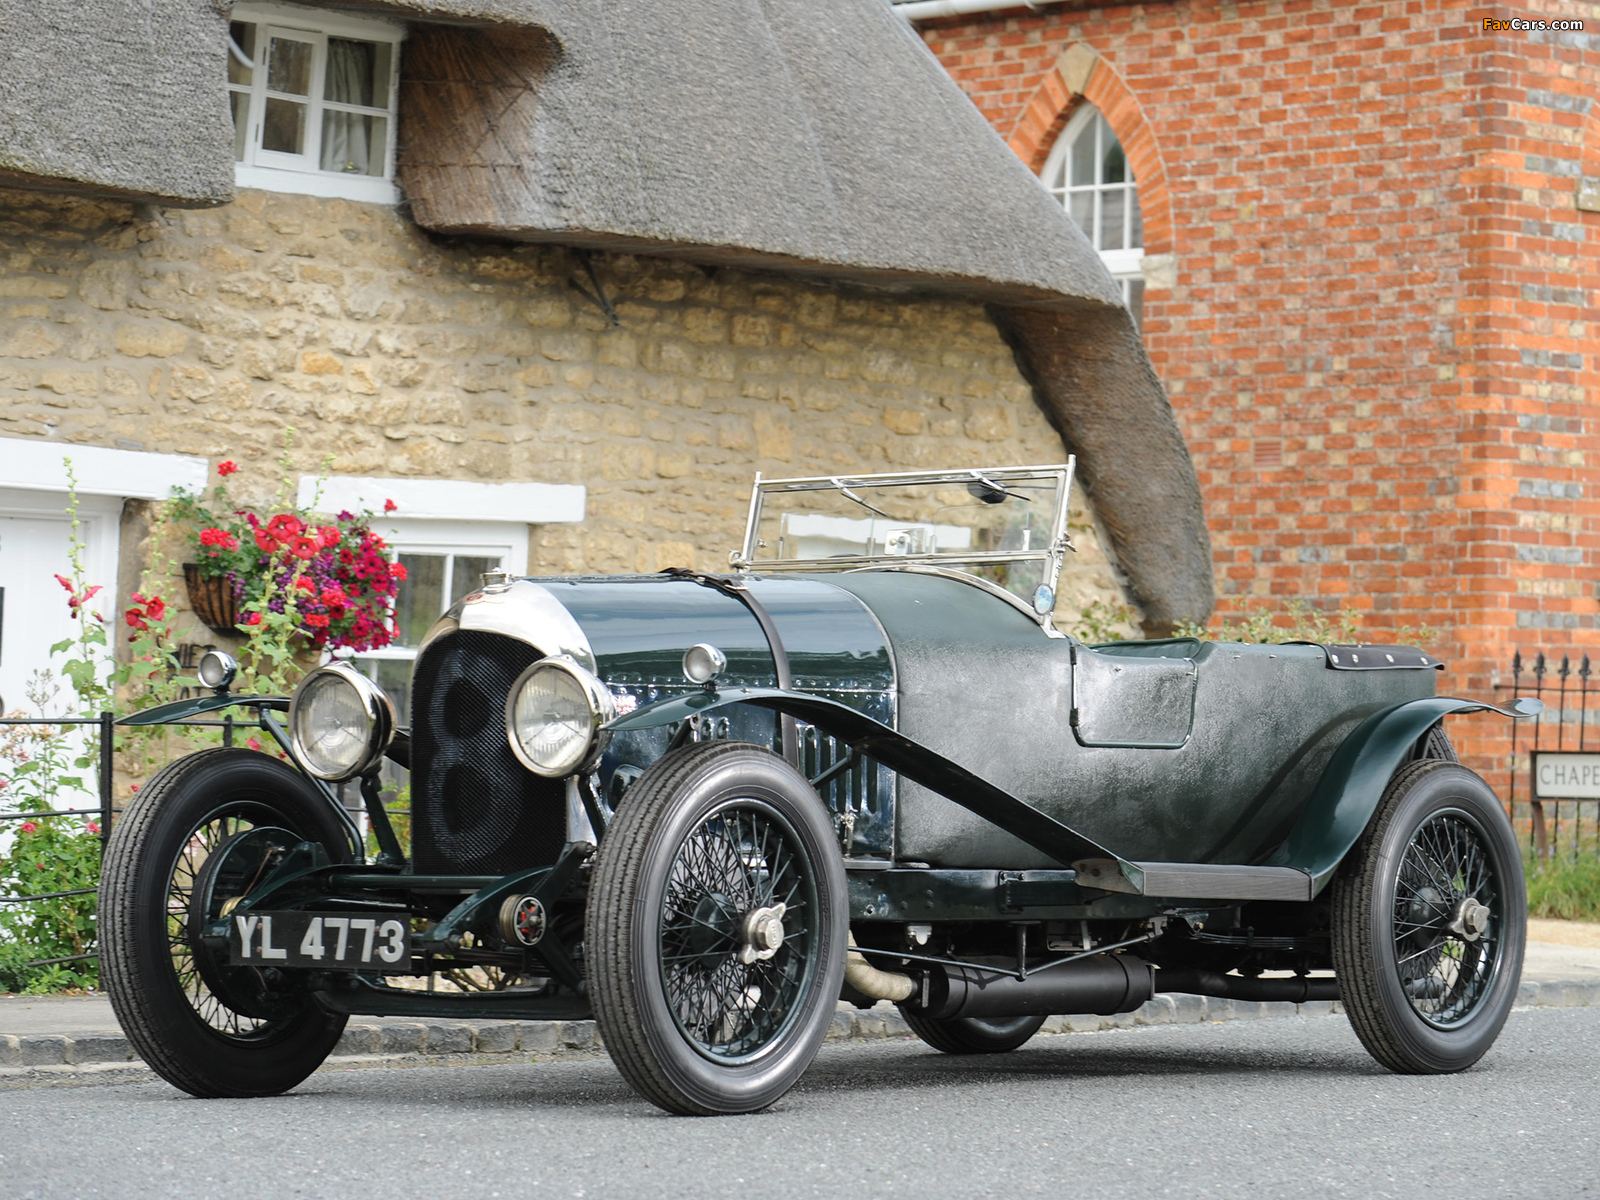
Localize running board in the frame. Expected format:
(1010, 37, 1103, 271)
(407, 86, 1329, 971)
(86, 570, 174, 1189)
(1073, 859, 1313, 902)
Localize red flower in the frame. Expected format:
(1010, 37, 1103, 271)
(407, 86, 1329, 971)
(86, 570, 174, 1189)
(19, 821, 37, 834)
(253, 529, 279, 553)
(217, 460, 238, 476)
(199, 527, 239, 551)
(243, 612, 263, 627)
(143, 595, 166, 621)
(316, 525, 341, 549)
(124, 607, 149, 631)
(389, 562, 408, 582)
(247, 736, 263, 753)
(130, 783, 140, 793)
(305, 613, 330, 628)
(86, 821, 100, 835)
(54, 574, 73, 591)
(321, 588, 347, 609)
(295, 576, 315, 593)
(383, 498, 397, 513)
(68, 584, 102, 610)
(266, 514, 304, 542)
(287, 535, 320, 560)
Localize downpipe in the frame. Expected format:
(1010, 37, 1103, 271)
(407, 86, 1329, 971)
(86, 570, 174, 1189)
(1155, 969, 1339, 1003)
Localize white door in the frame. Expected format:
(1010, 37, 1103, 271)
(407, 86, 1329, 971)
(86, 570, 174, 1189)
(0, 514, 82, 717)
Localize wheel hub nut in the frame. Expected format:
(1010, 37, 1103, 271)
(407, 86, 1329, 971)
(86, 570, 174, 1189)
(1446, 897, 1491, 943)
(737, 903, 787, 964)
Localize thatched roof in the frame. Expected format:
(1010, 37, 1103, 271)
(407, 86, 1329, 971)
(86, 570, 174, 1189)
(0, 0, 1213, 628)
(0, 0, 235, 205)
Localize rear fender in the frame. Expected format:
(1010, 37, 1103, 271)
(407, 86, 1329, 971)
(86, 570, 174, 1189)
(1269, 695, 1542, 894)
(606, 687, 1123, 869)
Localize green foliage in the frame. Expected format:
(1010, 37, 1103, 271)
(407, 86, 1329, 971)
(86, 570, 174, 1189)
(1174, 599, 1439, 648)
(1525, 853, 1600, 923)
(0, 676, 102, 993)
(1065, 599, 1141, 644)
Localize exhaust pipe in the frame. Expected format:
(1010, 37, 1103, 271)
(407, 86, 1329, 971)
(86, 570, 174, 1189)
(918, 955, 1154, 1021)
(1155, 969, 1339, 1003)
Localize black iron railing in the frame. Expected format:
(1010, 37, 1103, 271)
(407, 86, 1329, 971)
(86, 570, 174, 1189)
(0, 711, 247, 972)
(1498, 651, 1597, 860)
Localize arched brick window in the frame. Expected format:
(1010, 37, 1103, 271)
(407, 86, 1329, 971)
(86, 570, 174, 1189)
(1039, 103, 1144, 325)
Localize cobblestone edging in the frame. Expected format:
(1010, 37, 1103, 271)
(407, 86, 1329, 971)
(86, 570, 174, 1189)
(3, 980, 1597, 1076)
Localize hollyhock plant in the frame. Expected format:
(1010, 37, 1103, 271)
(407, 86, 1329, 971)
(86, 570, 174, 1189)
(168, 459, 401, 653)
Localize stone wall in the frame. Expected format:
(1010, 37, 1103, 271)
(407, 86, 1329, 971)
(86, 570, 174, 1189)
(0, 186, 1132, 630)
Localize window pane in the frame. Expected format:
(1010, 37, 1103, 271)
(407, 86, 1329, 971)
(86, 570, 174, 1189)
(373, 657, 413, 730)
(228, 23, 256, 87)
(321, 112, 387, 175)
(1129, 191, 1144, 249)
(1100, 189, 1125, 251)
(393, 552, 446, 648)
(1069, 191, 1094, 242)
(1069, 123, 1096, 188)
(230, 91, 251, 161)
(1102, 138, 1126, 186)
(326, 38, 377, 107)
(267, 36, 313, 96)
(452, 556, 501, 605)
(262, 98, 307, 155)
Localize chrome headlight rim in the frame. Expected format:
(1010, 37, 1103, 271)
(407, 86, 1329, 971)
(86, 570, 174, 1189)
(505, 654, 616, 779)
(288, 661, 397, 782)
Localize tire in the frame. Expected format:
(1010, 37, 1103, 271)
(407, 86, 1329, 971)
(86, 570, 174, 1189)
(1330, 759, 1525, 1074)
(900, 1010, 1046, 1055)
(99, 748, 352, 1097)
(587, 741, 847, 1115)
(1410, 721, 1459, 763)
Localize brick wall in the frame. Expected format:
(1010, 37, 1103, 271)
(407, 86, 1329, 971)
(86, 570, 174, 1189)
(0, 185, 1131, 644)
(917, 0, 1600, 774)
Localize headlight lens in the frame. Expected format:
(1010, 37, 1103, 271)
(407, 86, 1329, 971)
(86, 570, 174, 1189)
(507, 656, 615, 778)
(290, 662, 396, 781)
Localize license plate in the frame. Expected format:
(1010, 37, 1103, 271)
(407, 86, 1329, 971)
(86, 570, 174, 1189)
(229, 911, 411, 970)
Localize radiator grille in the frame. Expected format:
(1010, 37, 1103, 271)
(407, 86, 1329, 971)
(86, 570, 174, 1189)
(409, 630, 567, 875)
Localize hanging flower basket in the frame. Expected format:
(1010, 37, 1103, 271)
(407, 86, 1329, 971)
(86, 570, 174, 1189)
(182, 563, 242, 638)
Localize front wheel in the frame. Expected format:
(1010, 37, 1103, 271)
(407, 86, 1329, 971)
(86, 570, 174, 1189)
(1331, 760, 1525, 1074)
(587, 742, 847, 1114)
(99, 748, 352, 1097)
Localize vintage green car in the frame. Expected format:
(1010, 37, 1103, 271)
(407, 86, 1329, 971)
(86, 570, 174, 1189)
(100, 463, 1536, 1114)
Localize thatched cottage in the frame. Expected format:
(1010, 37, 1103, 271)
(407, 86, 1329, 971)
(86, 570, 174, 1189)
(0, 0, 1210, 709)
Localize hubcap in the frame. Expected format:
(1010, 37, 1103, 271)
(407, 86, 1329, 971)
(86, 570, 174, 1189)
(738, 903, 787, 965)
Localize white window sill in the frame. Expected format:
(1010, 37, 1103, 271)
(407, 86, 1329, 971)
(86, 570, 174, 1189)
(235, 164, 399, 206)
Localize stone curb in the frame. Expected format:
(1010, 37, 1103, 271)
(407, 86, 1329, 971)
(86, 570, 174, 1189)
(3, 980, 1597, 1076)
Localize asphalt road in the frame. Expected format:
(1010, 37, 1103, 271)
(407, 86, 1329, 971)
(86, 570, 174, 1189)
(5, 1008, 1598, 1200)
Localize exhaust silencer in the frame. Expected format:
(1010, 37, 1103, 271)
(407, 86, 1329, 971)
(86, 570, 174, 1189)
(920, 955, 1154, 1021)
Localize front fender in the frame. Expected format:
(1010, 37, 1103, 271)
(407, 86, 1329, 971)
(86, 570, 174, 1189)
(606, 687, 1122, 869)
(1269, 695, 1542, 894)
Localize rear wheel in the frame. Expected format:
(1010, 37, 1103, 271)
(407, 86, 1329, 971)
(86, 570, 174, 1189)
(587, 742, 847, 1114)
(900, 1010, 1046, 1055)
(99, 748, 351, 1097)
(1331, 760, 1524, 1074)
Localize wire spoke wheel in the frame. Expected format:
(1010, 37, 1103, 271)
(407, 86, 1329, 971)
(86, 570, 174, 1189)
(588, 742, 846, 1115)
(659, 801, 817, 1062)
(1332, 759, 1525, 1074)
(99, 748, 351, 1097)
(1391, 812, 1499, 1028)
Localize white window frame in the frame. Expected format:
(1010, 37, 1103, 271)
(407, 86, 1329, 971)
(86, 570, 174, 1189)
(1040, 104, 1145, 318)
(228, 2, 404, 205)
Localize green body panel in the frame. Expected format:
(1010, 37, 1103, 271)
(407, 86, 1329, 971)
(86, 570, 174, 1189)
(811, 571, 1439, 870)
(117, 693, 285, 725)
(1269, 696, 1515, 894)
(541, 575, 897, 855)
